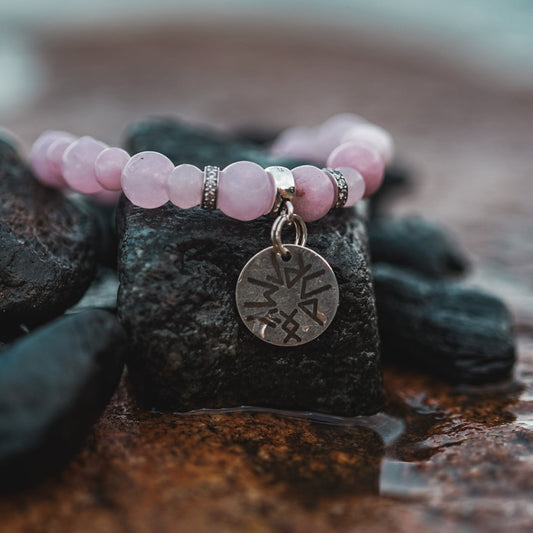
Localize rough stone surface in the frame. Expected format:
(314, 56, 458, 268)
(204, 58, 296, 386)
(118, 199, 381, 415)
(373, 263, 516, 383)
(368, 216, 469, 278)
(0, 310, 126, 490)
(0, 143, 99, 330)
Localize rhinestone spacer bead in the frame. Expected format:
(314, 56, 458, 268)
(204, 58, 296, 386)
(201, 165, 220, 210)
(323, 168, 349, 208)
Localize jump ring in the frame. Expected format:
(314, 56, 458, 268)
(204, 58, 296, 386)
(271, 212, 307, 257)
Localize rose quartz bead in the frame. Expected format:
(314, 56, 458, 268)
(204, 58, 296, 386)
(45, 137, 74, 187)
(292, 165, 335, 222)
(121, 151, 172, 208)
(30, 130, 75, 187)
(95, 147, 130, 191)
(336, 167, 365, 207)
(315, 113, 367, 160)
(269, 126, 321, 163)
(218, 161, 274, 221)
(167, 164, 203, 209)
(341, 123, 395, 164)
(62, 136, 108, 194)
(327, 141, 384, 197)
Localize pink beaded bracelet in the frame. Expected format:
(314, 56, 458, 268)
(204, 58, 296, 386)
(28, 113, 393, 346)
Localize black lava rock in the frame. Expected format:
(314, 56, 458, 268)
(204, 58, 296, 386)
(118, 118, 382, 416)
(118, 202, 381, 416)
(368, 217, 468, 278)
(0, 147, 99, 331)
(0, 310, 126, 489)
(373, 263, 516, 384)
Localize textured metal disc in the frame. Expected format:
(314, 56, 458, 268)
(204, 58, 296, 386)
(236, 245, 339, 346)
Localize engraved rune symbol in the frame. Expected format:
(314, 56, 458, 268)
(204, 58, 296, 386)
(243, 250, 332, 344)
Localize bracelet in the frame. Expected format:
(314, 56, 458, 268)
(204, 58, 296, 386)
(28, 113, 393, 346)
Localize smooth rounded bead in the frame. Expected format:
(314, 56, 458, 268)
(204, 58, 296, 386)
(95, 147, 130, 191)
(315, 113, 367, 159)
(62, 136, 108, 194)
(269, 126, 320, 163)
(121, 151, 172, 208)
(167, 164, 203, 209)
(218, 161, 274, 221)
(336, 167, 365, 207)
(341, 123, 395, 164)
(45, 138, 73, 187)
(326, 141, 384, 197)
(292, 165, 335, 222)
(30, 130, 75, 187)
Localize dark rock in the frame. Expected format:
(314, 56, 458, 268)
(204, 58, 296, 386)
(373, 263, 516, 384)
(124, 118, 304, 169)
(118, 119, 381, 416)
(69, 267, 119, 314)
(0, 310, 126, 489)
(0, 147, 99, 330)
(75, 197, 118, 268)
(368, 162, 414, 218)
(368, 216, 468, 278)
(118, 201, 381, 416)
(233, 126, 282, 148)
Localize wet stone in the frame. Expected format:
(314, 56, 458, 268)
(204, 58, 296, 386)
(0, 310, 126, 490)
(118, 119, 382, 416)
(368, 216, 469, 278)
(0, 145, 99, 331)
(373, 263, 516, 384)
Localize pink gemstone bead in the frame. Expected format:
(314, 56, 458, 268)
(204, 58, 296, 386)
(121, 151, 172, 208)
(327, 141, 384, 197)
(218, 161, 274, 221)
(45, 138, 73, 187)
(292, 165, 335, 222)
(336, 167, 365, 207)
(269, 126, 321, 163)
(167, 164, 203, 209)
(30, 130, 75, 187)
(62, 136, 108, 194)
(341, 123, 395, 164)
(95, 147, 130, 191)
(315, 113, 367, 160)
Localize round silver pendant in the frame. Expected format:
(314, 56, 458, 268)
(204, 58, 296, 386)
(235, 244, 339, 346)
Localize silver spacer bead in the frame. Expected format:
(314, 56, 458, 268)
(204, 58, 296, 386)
(265, 166, 295, 214)
(201, 165, 220, 210)
(324, 168, 349, 209)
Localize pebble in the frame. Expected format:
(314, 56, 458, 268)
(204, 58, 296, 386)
(0, 310, 126, 489)
(0, 143, 99, 331)
(373, 263, 516, 384)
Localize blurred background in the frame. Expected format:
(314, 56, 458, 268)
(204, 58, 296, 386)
(1, 0, 532, 323)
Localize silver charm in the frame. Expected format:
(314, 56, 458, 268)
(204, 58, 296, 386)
(235, 202, 339, 346)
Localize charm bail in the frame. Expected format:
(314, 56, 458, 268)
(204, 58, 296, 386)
(266, 166, 295, 215)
